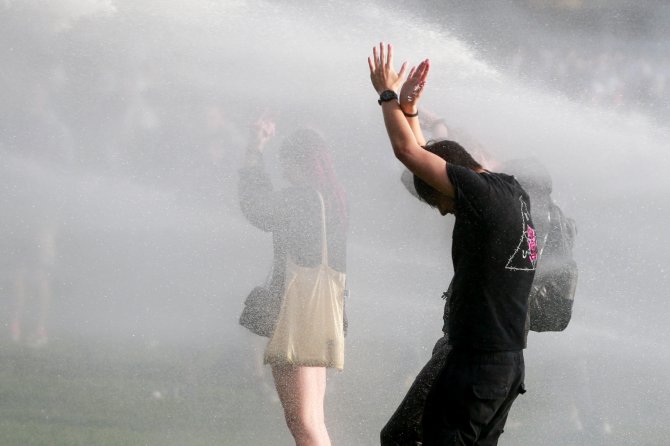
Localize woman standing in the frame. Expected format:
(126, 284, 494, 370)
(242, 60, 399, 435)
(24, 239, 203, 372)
(239, 117, 348, 446)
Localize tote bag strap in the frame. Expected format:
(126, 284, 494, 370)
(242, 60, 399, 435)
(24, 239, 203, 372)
(263, 264, 274, 287)
(316, 191, 329, 267)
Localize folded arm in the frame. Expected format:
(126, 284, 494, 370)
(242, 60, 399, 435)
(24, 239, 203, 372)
(239, 116, 280, 231)
(368, 42, 455, 198)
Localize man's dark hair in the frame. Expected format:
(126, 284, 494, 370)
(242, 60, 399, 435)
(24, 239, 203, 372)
(413, 140, 482, 206)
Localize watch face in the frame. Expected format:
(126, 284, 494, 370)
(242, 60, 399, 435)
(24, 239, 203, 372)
(380, 90, 397, 102)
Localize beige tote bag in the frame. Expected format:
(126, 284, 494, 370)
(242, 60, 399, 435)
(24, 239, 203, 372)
(264, 193, 346, 370)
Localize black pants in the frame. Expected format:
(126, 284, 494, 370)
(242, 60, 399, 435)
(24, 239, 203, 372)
(381, 338, 525, 446)
(381, 336, 451, 446)
(422, 348, 525, 446)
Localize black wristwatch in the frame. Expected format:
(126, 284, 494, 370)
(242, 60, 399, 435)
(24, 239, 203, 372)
(378, 90, 398, 105)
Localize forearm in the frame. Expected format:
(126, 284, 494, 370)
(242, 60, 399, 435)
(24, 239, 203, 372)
(244, 138, 265, 168)
(381, 101, 423, 163)
(381, 101, 454, 197)
(369, 45, 452, 195)
(239, 161, 275, 231)
(400, 98, 426, 145)
(406, 113, 426, 146)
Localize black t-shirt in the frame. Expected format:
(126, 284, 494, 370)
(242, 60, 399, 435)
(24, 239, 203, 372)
(446, 164, 537, 351)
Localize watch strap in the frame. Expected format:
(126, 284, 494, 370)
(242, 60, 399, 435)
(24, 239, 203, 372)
(378, 90, 398, 105)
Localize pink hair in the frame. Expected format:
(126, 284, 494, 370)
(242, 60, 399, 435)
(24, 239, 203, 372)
(280, 129, 348, 228)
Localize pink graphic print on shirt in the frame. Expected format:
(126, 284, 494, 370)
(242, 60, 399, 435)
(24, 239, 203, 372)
(505, 196, 538, 271)
(526, 225, 538, 263)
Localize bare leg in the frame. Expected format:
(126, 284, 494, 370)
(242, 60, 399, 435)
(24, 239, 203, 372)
(252, 336, 277, 401)
(314, 367, 330, 443)
(271, 364, 331, 446)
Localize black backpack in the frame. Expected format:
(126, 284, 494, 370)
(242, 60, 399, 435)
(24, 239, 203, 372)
(504, 158, 578, 332)
(527, 201, 578, 331)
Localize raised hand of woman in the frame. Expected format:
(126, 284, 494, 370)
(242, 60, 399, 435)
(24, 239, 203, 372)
(251, 115, 276, 151)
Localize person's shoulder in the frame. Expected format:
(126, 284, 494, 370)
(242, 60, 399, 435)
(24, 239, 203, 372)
(448, 165, 502, 198)
(500, 157, 553, 196)
(476, 170, 517, 192)
(483, 170, 512, 181)
(477, 171, 531, 210)
(446, 163, 467, 175)
(447, 164, 482, 183)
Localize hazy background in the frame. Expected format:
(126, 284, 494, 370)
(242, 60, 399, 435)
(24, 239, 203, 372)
(1, 0, 669, 445)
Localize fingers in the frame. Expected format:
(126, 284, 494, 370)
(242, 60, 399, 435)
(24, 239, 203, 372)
(371, 42, 407, 68)
(397, 61, 407, 80)
(407, 59, 429, 82)
(417, 59, 430, 82)
(386, 43, 394, 68)
(369, 42, 424, 94)
(408, 66, 416, 79)
(405, 59, 430, 96)
(377, 42, 395, 67)
(265, 119, 276, 133)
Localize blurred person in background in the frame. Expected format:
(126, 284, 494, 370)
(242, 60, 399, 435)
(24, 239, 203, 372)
(2, 78, 69, 348)
(238, 116, 348, 446)
(8, 219, 58, 348)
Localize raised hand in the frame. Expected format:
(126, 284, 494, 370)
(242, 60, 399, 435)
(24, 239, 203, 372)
(250, 113, 276, 151)
(368, 42, 407, 94)
(399, 59, 430, 115)
(244, 113, 276, 167)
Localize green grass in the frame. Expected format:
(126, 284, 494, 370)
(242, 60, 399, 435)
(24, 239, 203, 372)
(0, 336, 288, 446)
(1, 335, 668, 446)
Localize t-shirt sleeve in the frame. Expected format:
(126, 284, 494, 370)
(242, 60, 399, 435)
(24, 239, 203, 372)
(447, 164, 492, 222)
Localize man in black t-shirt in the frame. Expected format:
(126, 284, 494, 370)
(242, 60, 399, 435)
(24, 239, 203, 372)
(417, 148, 537, 445)
(386, 156, 577, 445)
(368, 43, 537, 445)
